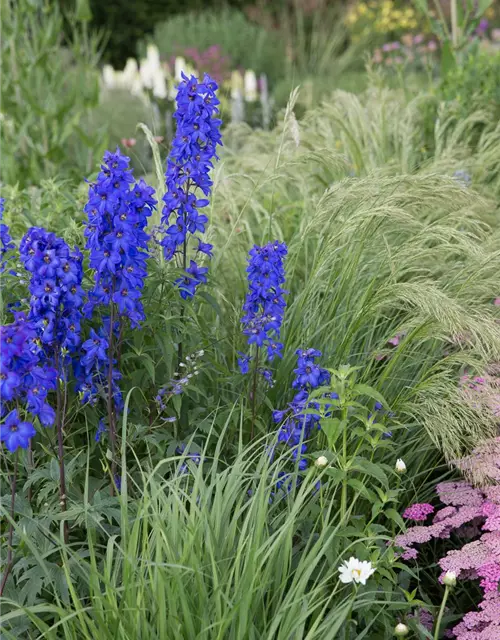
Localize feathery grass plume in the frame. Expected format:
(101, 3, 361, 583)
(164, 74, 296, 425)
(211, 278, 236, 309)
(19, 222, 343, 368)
(207, 103, 500, 460)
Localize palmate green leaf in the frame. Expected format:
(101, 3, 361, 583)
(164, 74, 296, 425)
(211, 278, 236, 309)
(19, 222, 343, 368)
(16, 564, 47, 605)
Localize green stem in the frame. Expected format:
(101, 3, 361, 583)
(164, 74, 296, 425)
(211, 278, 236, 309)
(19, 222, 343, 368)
(340, 405, 348, 524)
(433, 586, 450, 640)
(107, 301, 118, 495)
(250, 346, 260, 441)
(344, 585, 357, 640)
(0, 451, 18, 596)
(450, 0, 458, 49)
(54, 350, 68, 544)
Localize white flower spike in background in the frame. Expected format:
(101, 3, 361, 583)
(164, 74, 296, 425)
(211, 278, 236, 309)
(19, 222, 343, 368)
(338, 557, 376, 585)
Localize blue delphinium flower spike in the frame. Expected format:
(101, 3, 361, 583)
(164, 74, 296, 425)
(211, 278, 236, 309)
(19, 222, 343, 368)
(239, 240, 288, 375)
(272, 348, 331, 470)
(161, 73, 222, 298)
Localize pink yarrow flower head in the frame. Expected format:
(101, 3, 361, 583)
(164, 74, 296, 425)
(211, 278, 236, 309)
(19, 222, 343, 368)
(403, 503, 435, 522)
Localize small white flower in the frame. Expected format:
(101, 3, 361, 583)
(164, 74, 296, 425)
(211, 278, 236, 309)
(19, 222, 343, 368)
(315, 455, 328, 468)
(394, 622, 409, 637)
(197, 350, 204, 357)
(443, 571, 457, 587)
(179, 362, 187, 368)
(395, 458, 407, 474)
(338, 557, 376, 585)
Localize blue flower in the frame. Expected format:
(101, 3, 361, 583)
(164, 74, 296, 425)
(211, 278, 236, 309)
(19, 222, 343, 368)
(239, 240, 288, 373)
(273, 348, 329, 469)
(237, 352, 253, 374)
(160, 73, 222, 298)
(0, 409, 36, 452)
(19, 227, 84, 352)
(84, 149, 156, 328)
(0, 313, 56, 435)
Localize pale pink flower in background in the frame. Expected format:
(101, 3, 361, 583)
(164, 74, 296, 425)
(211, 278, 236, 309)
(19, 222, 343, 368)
(121, 138, 137, 148)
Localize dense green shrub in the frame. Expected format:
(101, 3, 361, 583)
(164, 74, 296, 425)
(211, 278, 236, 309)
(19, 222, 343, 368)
(0, 0, 107, 187)
(439, 49, 500, 120)
(85, 0, 254, 66)
(146, 8, 287, 84)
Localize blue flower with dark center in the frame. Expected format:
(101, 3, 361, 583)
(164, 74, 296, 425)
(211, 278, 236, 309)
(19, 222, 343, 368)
(0, 409, 36, 452)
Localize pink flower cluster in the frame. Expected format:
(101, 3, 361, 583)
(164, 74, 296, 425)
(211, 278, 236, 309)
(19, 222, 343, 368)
(372, 34, 438, 69)
(459, 365, 500, 423)
(403, 502, 434, 521)
(452, 592, 500, 640)
(395, 480, 500, 639)
(173, 45, 231, 85)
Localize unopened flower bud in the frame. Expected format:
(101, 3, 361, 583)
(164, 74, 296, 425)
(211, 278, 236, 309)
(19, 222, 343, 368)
(443, 571, 457, 587)
(394, 623, 409, 637)
(315, 455, 328, 468)
(395, 458, 407, 474)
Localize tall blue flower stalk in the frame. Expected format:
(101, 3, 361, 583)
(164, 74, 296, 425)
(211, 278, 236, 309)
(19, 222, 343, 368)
(0, 197, 15, 273)
(83, 148, 156, 486)
(0, 313, 50, 452)
(0, 312, 45, 596)
(239, 240, 288, 438)
(161, 73, 222, 299)
(273, 348, 331, 470)
(19, 227, 85, 536)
